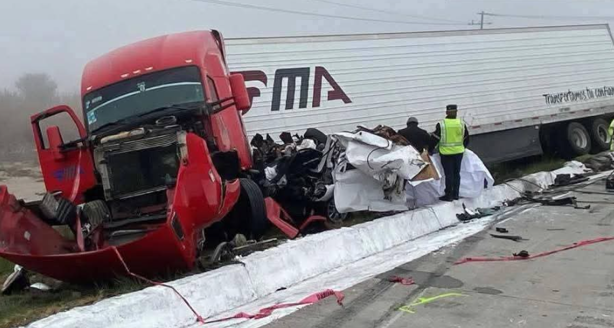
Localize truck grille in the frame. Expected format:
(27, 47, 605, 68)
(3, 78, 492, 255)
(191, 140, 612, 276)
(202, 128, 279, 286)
(100, 132, 180, 199)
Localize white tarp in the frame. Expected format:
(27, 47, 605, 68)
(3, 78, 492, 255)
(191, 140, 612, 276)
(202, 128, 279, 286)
(332, 131, 427, 213)
(406, 149, 494, 207)
(335, 131, 427, 181)
(333, 162, 408, 213)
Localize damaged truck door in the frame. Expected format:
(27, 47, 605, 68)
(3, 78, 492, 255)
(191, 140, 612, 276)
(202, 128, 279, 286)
(31, 105, 97, 204)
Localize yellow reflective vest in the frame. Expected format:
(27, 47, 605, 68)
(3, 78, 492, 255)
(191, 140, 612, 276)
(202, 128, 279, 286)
(610, 119, 614, 151)
(439, 118, 466, 155)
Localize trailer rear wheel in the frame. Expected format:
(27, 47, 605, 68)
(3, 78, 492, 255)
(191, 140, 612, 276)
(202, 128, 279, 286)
(557, 122, 591, 159)
(587, 118, 610, 152)
(237, 178, 269, 240)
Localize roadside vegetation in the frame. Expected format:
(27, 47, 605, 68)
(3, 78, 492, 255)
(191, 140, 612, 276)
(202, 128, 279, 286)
(0, 266, 146, 328)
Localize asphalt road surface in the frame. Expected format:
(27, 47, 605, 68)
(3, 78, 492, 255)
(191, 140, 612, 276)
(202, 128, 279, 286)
(265, 178, 614, 328)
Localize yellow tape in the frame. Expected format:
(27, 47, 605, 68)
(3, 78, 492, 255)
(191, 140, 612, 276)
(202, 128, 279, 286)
(399, 292, 466, 314)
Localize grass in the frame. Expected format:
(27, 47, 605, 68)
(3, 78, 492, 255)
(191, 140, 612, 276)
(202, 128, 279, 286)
(0, 259, 13, 277)
(0, 276, 146, 328)
(1, 254, 146, 328)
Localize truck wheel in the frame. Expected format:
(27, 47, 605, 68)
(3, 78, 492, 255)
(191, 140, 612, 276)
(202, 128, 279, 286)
(238, 178, 269, 240)
(326, 198, 347, 224)
(587, 118, 610, 152)
(558, 122, 591, 159)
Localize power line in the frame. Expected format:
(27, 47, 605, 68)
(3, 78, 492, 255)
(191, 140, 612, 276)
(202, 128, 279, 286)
(310, 0, 466, 24)
(191, 0, 466, 26)
(484, 12, 614, 21)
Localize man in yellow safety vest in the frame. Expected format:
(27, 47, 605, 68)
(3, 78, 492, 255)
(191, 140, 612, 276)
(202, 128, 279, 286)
(432, 104, 470, 202)
(609, 119, 614, 151)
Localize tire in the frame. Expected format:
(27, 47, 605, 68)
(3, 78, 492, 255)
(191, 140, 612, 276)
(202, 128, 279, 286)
(237, 178, 269, 240)
(326, 198, 347, 224)
(81, 200, 110, 228)
(557, 122, 591, 159)
(586, 118, 611, 153)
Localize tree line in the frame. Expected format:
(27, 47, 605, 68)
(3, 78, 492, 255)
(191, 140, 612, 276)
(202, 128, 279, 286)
(0, 73, 81, 161)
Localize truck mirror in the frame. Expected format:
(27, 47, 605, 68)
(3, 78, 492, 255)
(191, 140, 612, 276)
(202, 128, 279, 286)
(46, 126, 65, 160)
(229, 73, 251, 113)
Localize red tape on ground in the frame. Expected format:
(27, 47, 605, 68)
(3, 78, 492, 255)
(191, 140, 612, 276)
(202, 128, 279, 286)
(112, 247, 206, 324)
(388, 276, 415, 286)
(113, 246, 343, 325)
(204, 289, 344, 324)
(455, 236, 614, 265)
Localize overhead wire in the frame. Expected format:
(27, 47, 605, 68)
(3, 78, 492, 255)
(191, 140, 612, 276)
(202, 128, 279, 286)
(310, 0, 466, 24)
(190, 0, 467, 26)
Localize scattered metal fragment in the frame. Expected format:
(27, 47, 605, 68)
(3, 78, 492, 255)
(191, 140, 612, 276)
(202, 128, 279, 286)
(1, 265, 29, 295)
(490, 234, 524, 242)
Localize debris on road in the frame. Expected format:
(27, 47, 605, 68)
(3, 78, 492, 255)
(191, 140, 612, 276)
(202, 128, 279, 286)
(551, 173, 589, 187)
(455, 236, 614, 265)
(387, 276, 416, 286)
(489, 234, 525, 242)
(204, 289, 344, 324)
(456, 205, 501, 222)
(513, 250, 530, 258)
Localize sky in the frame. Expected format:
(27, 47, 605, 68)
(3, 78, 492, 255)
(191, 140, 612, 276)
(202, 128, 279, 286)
(1, 0, 613, 92)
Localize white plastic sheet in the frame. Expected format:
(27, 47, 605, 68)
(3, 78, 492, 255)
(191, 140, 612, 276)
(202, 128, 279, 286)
(333, 163, 408, 213)
(336, 132, 426, 181)
(406, 150, 494, 207)
(332, 131, 427, 213)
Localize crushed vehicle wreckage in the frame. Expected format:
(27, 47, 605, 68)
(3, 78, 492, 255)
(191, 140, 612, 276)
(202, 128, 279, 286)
(249, 125, 436, 230)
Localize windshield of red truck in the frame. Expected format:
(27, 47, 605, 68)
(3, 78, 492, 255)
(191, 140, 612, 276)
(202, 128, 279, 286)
(83, 66, 205, 133)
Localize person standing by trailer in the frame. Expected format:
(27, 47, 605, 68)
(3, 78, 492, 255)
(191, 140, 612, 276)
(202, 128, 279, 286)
(432, 104, 470, 201)
(609, 119, 614, 150)
(398, 116, 431, 153)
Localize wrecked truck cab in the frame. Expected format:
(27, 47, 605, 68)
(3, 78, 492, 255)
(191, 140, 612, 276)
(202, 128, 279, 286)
(0, 30, 257, 283)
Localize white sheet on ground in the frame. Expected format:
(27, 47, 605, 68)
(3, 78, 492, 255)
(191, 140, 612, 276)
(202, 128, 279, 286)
(406, 149, 494, 207)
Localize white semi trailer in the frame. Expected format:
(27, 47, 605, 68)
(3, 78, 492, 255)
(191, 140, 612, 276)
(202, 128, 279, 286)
(226, 24, 614, 164)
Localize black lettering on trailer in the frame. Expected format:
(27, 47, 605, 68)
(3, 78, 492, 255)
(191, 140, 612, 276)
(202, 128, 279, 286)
(312, 66, 352, 108)
(234, 67, 352, 112)
(271, 68, 310, 111)
(237, 70, 268, 106)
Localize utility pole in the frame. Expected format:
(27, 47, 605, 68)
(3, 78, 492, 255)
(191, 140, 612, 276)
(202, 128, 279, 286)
(468, 11, 492, 29)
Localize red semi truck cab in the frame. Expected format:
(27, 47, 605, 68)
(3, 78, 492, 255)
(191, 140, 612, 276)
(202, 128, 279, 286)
(0, 30, 258, 282)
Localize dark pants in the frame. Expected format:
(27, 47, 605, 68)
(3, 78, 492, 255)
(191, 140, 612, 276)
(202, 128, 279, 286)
(441, 153, 463, 199)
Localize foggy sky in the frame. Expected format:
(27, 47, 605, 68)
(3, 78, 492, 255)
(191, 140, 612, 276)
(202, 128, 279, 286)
(1, 0, 612, 92)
